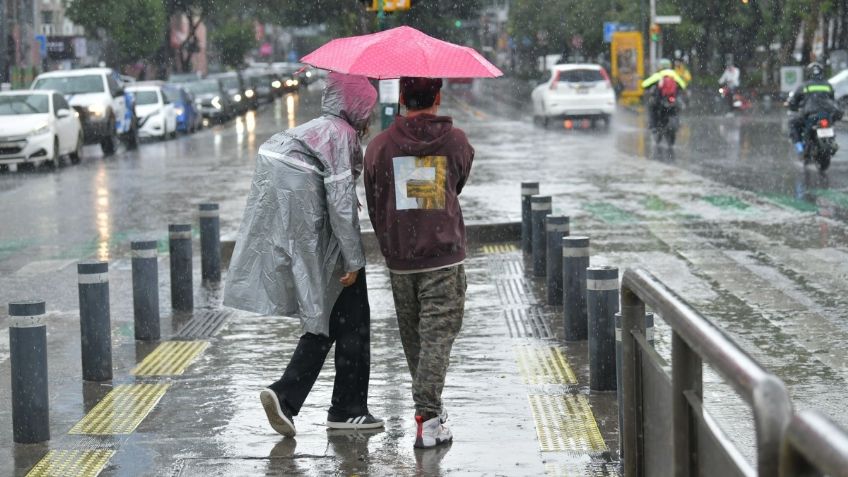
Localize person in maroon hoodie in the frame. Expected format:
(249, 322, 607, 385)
(364, 77, 474, 449)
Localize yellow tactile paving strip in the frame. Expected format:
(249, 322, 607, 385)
(528, 394, 608, 454)
(26, 449, 114, 477)
(515, 346, 578, 384)
(68, 384, 170, 435)
(131, 341, 209, 376)
(481, 243, 519, 254)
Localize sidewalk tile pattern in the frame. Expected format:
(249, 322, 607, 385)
(495, 278, 537, 305)
(515, 345, 578, 384)
(26, 449, 114, 477)
(176, 309, 234, 339)
(504, 307, 552, 338)
(131, 341, 209, 376)
(528, 394, 608, 454)
(69, 384, 170, 435)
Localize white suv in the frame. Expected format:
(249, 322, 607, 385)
(32, 68, 138, 155)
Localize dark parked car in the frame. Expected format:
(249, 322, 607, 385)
(184, 79, 233, 122)
(208, 72, 247, 115)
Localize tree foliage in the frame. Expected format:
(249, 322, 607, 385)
(66, 0, 166, 66)
(211, 21, 256, 69)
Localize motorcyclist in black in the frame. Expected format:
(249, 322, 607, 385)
(788, 62, 842, 155)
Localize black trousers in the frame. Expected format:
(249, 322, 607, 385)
(269, 270, 371, 418)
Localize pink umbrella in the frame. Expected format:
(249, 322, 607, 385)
(301, 26, 503, 79)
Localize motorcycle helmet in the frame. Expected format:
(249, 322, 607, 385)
(658, 58, 672, 71)
(806, 62, 825, 81)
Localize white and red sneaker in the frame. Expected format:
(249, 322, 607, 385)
(414, 414, 453, 448)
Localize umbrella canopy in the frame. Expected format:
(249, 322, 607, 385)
(301, 26, 503, 79)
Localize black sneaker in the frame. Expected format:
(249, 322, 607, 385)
(260, 389, 296, 437)
(326, 412, 385, 429)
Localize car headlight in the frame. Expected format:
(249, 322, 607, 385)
(29, 124, 50, 136)
(88, 104, 107, 118)
(175, 107, 184, 116)
(211, 96, 222, 109)
(272, 80, 282, 89)
(305, 71, 312, 78)
(233, 94, 242, 102)
(245, 89, 255, 98)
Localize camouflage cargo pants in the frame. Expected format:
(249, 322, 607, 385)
(390, 265, 466, 418)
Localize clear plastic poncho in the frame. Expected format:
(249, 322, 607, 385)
(223, 72, 377, 336)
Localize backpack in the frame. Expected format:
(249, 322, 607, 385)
(659, 75, 679, 98)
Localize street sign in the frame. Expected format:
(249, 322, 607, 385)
(655, 15, 682, 24)
(35, 35, 46, 57)
(603, 22, 619, 43)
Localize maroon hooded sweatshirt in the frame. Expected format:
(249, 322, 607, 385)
(364, 113, 474, 271)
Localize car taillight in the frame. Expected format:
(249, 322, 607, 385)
(599, 67, 612, 88)
(819, 119, 830, 128)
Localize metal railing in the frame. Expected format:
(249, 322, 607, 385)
(620, 267, 793, 477)
(780, 410, 848, 477)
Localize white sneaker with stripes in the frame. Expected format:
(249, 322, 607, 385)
(326, 413, 385, 430)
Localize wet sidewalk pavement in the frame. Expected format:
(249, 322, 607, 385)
(1, 244, 618, 477)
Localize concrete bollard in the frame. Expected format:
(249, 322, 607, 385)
(78, 261, 112, 382)
(9, 300, 50, 443)
(169, 224, 193, 311)
(199, 203, 221, 282)
(521, 182, 540, 255)
(545, 215, 570, 305)
(131, 240, 160, 341)
(530, 195, 552, 277)
(562, 236, 590, 341)
(587, 266, 619, 391)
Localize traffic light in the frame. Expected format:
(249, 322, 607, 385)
(650, 24, 661, 42)
(454, 19, 463, 28)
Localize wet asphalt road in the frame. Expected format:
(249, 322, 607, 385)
(1, 79, 848, 475)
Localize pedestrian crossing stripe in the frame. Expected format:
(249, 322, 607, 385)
(515, 346, 577, 384)
(481, 243, 519, 254)
(528, 394, 608, 454)
(26, 449, 114, 477)
(131, 341, 209, 376)
(68, 384, 170, 435)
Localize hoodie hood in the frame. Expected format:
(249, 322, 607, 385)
(388, 113, 454, 156)
(321, 72, 377, 132)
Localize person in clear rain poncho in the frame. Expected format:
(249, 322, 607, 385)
(223, 72, 383, 437)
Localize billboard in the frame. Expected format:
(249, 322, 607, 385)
(611, 31, 644, 104)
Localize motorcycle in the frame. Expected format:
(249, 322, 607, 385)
(800, 112, 839, 171)
(718, 86, 753, 113)
(653, 95, 680, 146)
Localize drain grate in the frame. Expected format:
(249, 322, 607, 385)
(544, 461, 620, 477)
(69, 384, 170, 435)
(515, 345, 577, 384)
(528, 394, 608, 454)
(176, 309, 233, 339)
(26, 449, 115, 477)
(504, 307, 552, 338)
(132, 341, 209, 376)
(495, 277, 537, 306)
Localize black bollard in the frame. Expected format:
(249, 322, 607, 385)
(78, 261, 112, 382)
(132, 240, 160, 341)
(530, 195, 552, 277)
(521, 182, 539, 255)
(563, 236, 590, 341)
(199, 203, 221, 282)
(587, 266, 619, 391)
(169, 224, 193, 311)
(9, 300, 49, 443)
(545, 215, 570, 305)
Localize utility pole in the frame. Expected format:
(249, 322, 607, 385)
(649, 0, 656, 73)
(0, 0, 7, 84)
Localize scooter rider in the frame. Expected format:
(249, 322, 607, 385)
(787, 62, 841, 155)
(641, 59, 687, 130)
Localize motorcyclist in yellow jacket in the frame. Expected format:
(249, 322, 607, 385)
(641, 59, 687, 130)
